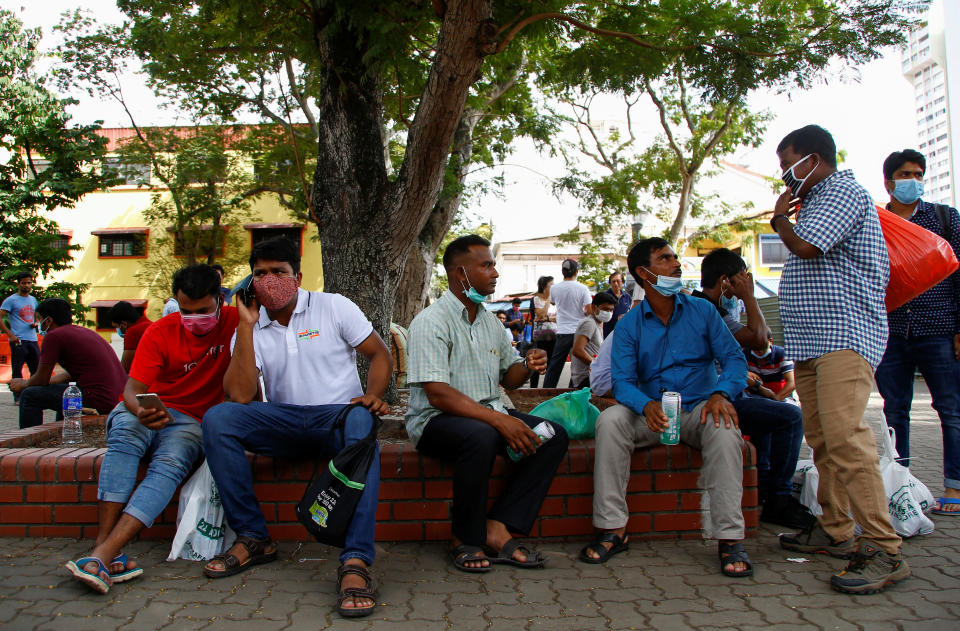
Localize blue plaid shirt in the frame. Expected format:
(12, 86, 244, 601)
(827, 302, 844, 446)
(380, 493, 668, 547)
(778, 170, 890, 368)
(886, 200, 960, 338)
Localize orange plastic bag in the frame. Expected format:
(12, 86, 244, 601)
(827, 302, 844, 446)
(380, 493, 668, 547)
(877, 205, 958, 312)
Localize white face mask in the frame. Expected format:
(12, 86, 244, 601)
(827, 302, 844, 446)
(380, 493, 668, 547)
(595, 309, 613, 323)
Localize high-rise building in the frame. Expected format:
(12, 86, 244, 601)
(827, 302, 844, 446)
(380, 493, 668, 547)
(902, 0, 960, 206)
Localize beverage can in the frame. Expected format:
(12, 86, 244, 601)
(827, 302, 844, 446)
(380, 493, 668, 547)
(660, 391, 681, 445)
(507, 420, 555, 461)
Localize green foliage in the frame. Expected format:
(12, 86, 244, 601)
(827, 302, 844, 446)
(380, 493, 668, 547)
(0, 10, 111, 319)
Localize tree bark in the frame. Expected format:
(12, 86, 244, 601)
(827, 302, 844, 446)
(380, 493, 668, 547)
(669, 170, 696, 248)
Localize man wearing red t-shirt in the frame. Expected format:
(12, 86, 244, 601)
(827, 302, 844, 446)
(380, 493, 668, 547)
(9, 299, 127, 428)
(108, 301, 153, 372)
(65, 264, 238, 594)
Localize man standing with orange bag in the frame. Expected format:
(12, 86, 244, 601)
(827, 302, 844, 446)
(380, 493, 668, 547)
(875, 148, 960, 517)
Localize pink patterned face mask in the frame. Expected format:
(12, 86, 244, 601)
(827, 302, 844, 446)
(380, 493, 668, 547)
(252, 274, 299, 311)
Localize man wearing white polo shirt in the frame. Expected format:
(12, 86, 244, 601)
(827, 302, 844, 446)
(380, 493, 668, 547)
(202, 237, 393, 618)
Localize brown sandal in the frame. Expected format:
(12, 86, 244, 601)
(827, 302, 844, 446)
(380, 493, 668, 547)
(203, 535, 278, 578)
(337, 563, 377, 618)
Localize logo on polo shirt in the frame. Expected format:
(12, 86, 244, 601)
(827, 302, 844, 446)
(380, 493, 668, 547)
(297, 328, 320, 340)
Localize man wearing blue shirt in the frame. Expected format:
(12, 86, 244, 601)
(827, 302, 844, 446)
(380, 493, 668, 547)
(771, 125, 908, 594)
(580, 238, 753, 578)
(1, 272, 40, 401)
(875, 148, 960, 517)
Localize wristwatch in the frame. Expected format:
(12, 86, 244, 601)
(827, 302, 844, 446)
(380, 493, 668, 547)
(523, 356, 535, 372)
(711, 390, 731, 401)
(770, 214, 790, 230)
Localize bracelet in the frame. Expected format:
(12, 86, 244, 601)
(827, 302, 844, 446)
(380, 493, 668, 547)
(770, 214, 790, 230)
(523, 357, 534, 372)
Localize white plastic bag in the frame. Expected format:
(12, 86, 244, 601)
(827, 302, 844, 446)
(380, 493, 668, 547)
(791, 459, 823, 516)
(167, 460, 236, 561)
(878, 418, 935, 538)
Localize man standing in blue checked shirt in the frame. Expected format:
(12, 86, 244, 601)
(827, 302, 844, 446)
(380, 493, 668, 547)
(875, 148, 960, 517)
(405, 234, 569, 574)
(771, 125, 909, 594)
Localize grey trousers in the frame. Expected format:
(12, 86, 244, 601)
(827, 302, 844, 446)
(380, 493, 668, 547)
(593, 402, 746, 540)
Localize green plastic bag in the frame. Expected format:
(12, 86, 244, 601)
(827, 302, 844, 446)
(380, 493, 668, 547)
(529, 388, 600, 440)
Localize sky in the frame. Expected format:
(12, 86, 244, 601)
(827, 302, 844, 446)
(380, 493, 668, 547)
(7, 0, 919, 244)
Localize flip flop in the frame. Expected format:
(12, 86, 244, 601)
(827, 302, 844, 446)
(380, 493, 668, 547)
(578, 532, 629, 564)
(65, 557, 111, 594)
(109, 553, 143, 583)
(452, 544, 492, 573)
(485, 539, 546, 569)
(718, 541, 753, 578)
(932, 497, 960, 516)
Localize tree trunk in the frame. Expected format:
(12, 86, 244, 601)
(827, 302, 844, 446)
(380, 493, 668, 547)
(311, 1, 494, 388)
(668, 170, 696, 248)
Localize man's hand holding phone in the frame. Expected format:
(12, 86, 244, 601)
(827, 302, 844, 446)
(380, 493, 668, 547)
(135, 393, 172, 430)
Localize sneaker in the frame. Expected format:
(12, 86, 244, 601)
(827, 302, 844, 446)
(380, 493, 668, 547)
(779, 523, 855, 559)
(761, 495, 817, 530)
(830, 540, 910, 595)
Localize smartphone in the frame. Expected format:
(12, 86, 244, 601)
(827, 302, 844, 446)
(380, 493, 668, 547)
(135, 393, 168, 414)
(230, 274, 254, 307)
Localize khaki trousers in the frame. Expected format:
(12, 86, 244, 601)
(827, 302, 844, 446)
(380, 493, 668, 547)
(794, 350, 901, 553)
(593, 401, 745, 540)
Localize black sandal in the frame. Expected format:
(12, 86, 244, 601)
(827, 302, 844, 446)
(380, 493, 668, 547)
(485, 539, 546, 568)
(718, 541, 754, 578)
(337, 563, 377, 618)
(203, 535, 278, 579)
(578, 532, 629, 564)
(452, 544, 492, 573)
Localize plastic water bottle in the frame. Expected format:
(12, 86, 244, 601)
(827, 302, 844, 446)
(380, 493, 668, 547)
(507, 420, 556, 461)
(660, 391, 681, 445)
(62, 382, 83, 445)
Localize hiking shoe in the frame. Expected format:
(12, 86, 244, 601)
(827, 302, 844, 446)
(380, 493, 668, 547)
(779, 523, 854, 559)
(830, 540, 910, 595)
(761, 495, 817, 530)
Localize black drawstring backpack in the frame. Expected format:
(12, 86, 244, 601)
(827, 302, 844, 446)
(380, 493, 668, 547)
(296, 404, 380, 547)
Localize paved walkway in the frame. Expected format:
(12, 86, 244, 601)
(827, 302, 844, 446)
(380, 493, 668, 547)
(1, 382, 958, 630)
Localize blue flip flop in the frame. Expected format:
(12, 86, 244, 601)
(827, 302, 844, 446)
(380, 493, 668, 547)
(932, 497, 960, 516)
(109, 553, 143, 583)
(65, 557, 111, 594)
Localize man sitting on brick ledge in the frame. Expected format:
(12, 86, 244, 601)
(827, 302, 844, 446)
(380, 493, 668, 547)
(202, 237, 392, 619)
(405, 234, 569, 573)
(65, 264, 239, 593)
(580, 238, 753, 578)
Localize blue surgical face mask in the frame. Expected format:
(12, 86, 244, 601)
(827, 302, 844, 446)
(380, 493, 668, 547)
(642, 267, 683, 297)
(720, 293, 740, 314)
(891, 178, 923, 204)
(115, 327, 125, 339)
(459, 266, 488, 304)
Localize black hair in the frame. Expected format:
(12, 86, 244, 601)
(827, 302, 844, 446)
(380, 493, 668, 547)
(249, 236, 301, 274)
(14, 271, 33, 282)
(36, 298, 72, 326)
(108, 300, 140, 325)
(497, 310, 508, 319)
(608, 271, 623, 283)
(701, 248, 747, 289)
(626, 237, 669, 284)
(883, 149, 927, 180)
(561, 258, 579, 279)
(511, 298, 522, 305)
(442, 234, 491, 271)
(537, 275, 553, 294)
(171, 264, 222, 300)
(211, 264, 225, 275)
(593, 292, 617, 307)
(777, 124, 838, 168)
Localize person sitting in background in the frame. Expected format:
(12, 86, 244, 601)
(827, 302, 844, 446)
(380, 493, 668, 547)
(745, 333, 796, 402)
(9, 299, 126, 429)
(64, 264, 238, 594)
(601, 271, 632, 337)
(108, 301, 153, 373)
(570, 293, 617, 389)
(505, 298, 526, 336)
(529, 276, 557, 388)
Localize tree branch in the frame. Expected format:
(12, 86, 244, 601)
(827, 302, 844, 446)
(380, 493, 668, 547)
(643, 77, 688, 173)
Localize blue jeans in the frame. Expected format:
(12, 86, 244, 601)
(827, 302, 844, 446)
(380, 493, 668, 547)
(98, 402, 203, 527)
(734, 394, 804, 498)
(18, 383, 68, 429)
(875, 334, 960, 490)
(202, 402, 380, 566)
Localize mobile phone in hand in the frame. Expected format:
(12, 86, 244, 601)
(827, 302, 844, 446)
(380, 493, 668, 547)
(135, 393, 168, 414)
(231, 274, 254, 307)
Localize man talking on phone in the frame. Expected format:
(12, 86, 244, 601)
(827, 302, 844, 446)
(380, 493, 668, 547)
(202, 237, 392, 618)
(65, 264, 239, 594)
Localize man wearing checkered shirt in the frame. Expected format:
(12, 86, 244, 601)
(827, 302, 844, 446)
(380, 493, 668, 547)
(769, 125, 909, 595)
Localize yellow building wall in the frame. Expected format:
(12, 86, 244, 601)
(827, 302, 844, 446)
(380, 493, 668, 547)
(43, 186, 323, 337)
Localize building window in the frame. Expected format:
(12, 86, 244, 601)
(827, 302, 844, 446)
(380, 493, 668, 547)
(90, 300, 147, 331)
(50, 233, 70, 250)
(246, 223, 304, 254)
(759, 234, 788, 267)
(103, 158, 151, 185)
(172, 226, 228, 257)
(94, 230, 148, 258)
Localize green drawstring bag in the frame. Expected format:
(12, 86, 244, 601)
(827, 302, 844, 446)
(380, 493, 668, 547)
(529, 388, 600, 440)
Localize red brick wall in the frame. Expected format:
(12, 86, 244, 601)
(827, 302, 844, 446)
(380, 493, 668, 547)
(0, 432, 758, 541)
